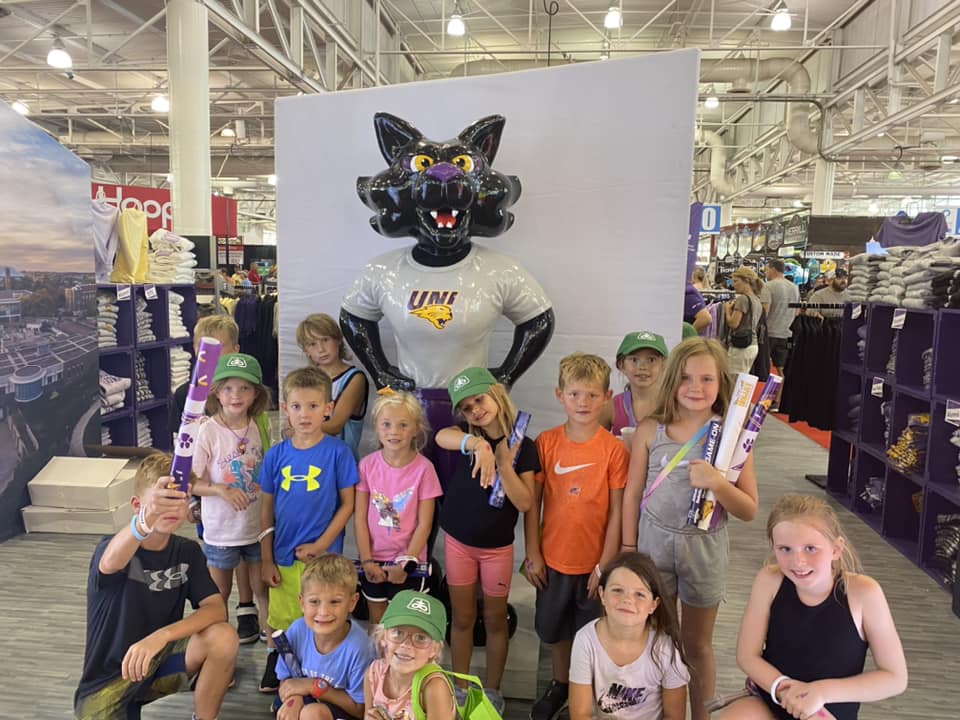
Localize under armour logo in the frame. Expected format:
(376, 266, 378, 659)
(281, 464, 322, 492)
(227, 356, 247, 368)
(452, 375, 470, 391)
(146, 563, 190, 591)
(406, 597, 431, 614)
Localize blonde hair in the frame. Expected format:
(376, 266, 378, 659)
(282, 366, 332, 403)
(766, 494, 861, 593)
(301, 553, 358, 594)
(194, 315, 239, 349)
(558, 353, 612, 392)
(732, 267, 763, 294)
(133, 452, 198, 496)
(370, 625, 444, 664)
(205, 378, 272, 419)
(296, 313, 350, 361)
(653, 338, 731, 426)
(371, 391, 430, 451)
(456, 383, 519, 440)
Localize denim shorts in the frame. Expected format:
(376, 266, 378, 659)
(203, 541, 262, 570)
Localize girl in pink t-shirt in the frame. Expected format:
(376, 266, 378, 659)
(356, 392, 443, 624)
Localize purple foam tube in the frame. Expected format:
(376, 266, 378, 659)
(170, 337, 222, 492)
(272, 629, 303, 677)
(687, 419, 723, 526)
(489, 411, 531, 508)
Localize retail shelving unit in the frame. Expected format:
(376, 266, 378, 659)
(97, 284, 196, 451)
(828, 303, 960, 591)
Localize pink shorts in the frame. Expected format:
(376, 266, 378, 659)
(444, 534, 514, 597)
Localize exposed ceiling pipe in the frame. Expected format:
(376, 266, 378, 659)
(696, 129, 737, 197)
(701, 58, 819, 155)
(59, 131, 272, 146)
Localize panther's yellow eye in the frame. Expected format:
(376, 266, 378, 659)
(451, 154, 475, 172)
(410, 154, 434, 172)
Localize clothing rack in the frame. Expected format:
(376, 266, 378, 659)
(788, 302, 845, 309)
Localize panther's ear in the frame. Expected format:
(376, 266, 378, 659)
(459, 115, 506, 164)
(374, 113, 423, 163)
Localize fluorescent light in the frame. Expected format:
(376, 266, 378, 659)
(151, 94, 170, 113)
(868, 202, 880, 214)
(604, 7, 623, 30)
(773, 207, 783, 214)
(942, 155, 959, 163)
(11, 101, 29, 116)
(738, 218, 749, 224)
(166, 173, 173, 183)
(220, 126, 236, 137)
(704, 94, 720, 109)
(887, 167, 904, 181)
(47, 38, 72, 69)
(447, 13, 465, 36)
(770, 8, 792, 32)
(222, 186, 234, 196)
(792, 199, 804, 208)
(267, 174, 277, 186)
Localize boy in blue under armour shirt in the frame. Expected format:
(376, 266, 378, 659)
(258, 366, 360, 693)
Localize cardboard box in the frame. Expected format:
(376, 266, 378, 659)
(21, 504, 129, 534)
(27, 457, 134, 510)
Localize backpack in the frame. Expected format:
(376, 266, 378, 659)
(411, 663, 502, 720)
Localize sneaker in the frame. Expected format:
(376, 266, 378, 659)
(236, 604, 260, 645)
(484, 688, 506, 715)
(530, 680, 568, 720)
(259, 630, 268, 643)
(259, 650, 279, 693)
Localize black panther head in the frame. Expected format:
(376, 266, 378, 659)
(357, 113, 521, 257)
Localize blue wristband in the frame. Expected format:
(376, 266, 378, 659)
(130, 514, 148, 542)
(460, 434, 473, 456)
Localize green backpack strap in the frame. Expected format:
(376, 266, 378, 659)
(412, 664, 499, 720)
(411, 663, 453, 720)
(254, 412, 273, 453)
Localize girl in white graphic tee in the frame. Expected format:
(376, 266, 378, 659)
(570, 552, 689, 720)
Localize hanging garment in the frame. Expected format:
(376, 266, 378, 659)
(875, 212, 948, 248)
(110, 208, 148, 283)
(779, 315, 842, 430)
(92, 201, 120, 283)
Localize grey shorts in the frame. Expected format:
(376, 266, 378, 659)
(637, 512, 728, 608)
(534, 567, 601, 644)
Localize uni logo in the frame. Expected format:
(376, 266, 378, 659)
(452, 375, 470, 391)
(406, 597, 431, 614)
(227, 356, 247, 368)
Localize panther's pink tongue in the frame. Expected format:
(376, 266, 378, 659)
(436, 211, 456, 227)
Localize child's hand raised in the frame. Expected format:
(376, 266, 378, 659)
(141, 477, 189, 528)
(471, 440, 496, 488)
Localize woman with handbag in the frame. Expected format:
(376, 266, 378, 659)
(725, 267, 763, 375)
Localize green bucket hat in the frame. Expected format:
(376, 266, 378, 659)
(616, 331, 668, 359)
(681, 322, 699, 339)
(381, 590, 447, 642)
(213, 353, 263, 385)
(447, 367, 497, 408)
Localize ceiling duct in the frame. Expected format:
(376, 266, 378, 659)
(696, 129, 736, 197)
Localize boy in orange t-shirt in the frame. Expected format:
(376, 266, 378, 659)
(524, 353, 629, 720)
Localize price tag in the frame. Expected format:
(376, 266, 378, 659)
(144, 284, 158, 300)
(851, 304, 862, 319)
(117, 285, 131, 301)
(891, 308, 906, 329)
(871, 377, 884, 398)
(947, 400, 960, 428)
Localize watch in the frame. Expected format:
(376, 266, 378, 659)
(312, 677, 331, 699)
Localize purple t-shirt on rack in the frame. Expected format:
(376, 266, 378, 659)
(683, 283, 706, 324)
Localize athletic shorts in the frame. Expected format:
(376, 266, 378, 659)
(74, 637, 190, 720)
(534, 567, 601, 644)
(444, 534, 514, 598)
(268, 561, 306, 630)
(360, 571, 427, 602)
(203, 541, 262, 570)
(637, 511, 728, 608)
(768, 337, 790, 370)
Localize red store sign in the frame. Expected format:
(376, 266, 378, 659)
(92, 183, 238, 237)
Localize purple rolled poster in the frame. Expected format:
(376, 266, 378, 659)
(170, 337, 222, 492)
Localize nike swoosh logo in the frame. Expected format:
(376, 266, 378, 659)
(554, 461, 595, 475)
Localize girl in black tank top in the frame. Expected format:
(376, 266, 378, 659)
(718, 495, 907, 720)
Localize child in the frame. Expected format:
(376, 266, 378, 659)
(435, 367, 540, 712)
(621, 338, 759, 720)
(602, 331, 668, 441)
(365, 590, 457, 720)
(355, 391, 443, 623)
(259, 366, 361, 693)
(297, 313, 369, 458)
(525, 353, 630, 720)
(274, 554, 376, 720)
(570, 552, 689, 720)
(719, 494, 907, 720)
(192, 352, 272, 645)
(74, 453, 237, 720)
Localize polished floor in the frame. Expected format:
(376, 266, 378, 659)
(1, 418, 957, 719)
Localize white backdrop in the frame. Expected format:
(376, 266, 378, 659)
(276, 51, 700, 444)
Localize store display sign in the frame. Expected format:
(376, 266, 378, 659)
(946, 400, 960, 427)
(891, 309, 906, 329)
(144, 284, 157, 300)
(700, 204, 722, 233)
(117, 284, 131, 301)
(804, 251, 845, 259)
(783, 215, 808, 246)
(871, 377, 884, 398)
(91, 183, 238, 236)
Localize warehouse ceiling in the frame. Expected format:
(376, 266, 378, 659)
(2, 0, 960, 226)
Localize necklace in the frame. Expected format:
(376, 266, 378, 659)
(219, 414, 252, 453)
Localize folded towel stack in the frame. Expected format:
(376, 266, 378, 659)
(170, 346, 192, 388)
(847, 253, 883, 304)
(101, 426, 112, 446)
(98, 293, 119, 348)
(145, 229, 197, 284)
(135, 295, 157, 344)
(136, 413, 153, 448)
(135, 353, 155, 402)
(168, 291, 189, 339)
(100, 369, 131, 414)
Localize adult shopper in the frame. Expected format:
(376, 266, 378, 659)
(725, 267, 763, 375)
(760, 259, 799, 375)
(809, 269, 849, 318)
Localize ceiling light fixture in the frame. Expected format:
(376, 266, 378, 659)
(770, 5, 792, 32)
(151, 94, 170, 113)
(46, 37, 72, 69)
(604, 5, 623, 30)
(792, 199, 804, 208)
(267, 174, 277, 186)
(773, 207, 783, 214)
(868, 202, 880, 214)
(887, 166, 904, 181)
(220, 126, 236, 137)
(704, 86, 719, 109)
(447, 1, 465, 37)
(11, 101, 29, 115)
